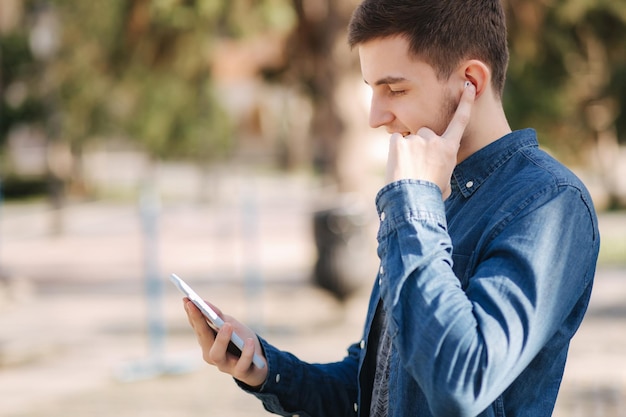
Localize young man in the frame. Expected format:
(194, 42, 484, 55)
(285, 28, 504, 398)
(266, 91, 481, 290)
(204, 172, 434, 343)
(184, 0, 600, 416)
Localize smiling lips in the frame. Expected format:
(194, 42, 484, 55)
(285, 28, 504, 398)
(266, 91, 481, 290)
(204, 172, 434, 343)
(386, 129, 411, 137)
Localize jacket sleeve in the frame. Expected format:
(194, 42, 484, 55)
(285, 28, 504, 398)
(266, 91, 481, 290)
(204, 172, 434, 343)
(375, 179, 599, 417)
(236, 337, 360, 417)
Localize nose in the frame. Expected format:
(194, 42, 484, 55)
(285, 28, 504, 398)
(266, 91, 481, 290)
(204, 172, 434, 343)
(368, 95, 394, 129)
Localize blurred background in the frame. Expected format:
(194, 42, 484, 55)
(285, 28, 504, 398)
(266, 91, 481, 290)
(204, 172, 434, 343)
(0, 0, 625, 416)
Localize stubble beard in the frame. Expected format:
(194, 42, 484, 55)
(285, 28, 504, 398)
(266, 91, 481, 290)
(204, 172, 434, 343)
(434, 86, 460, 137)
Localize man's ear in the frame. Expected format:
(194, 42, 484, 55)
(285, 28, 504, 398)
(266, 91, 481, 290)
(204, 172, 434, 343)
(460, 60, 490, 98)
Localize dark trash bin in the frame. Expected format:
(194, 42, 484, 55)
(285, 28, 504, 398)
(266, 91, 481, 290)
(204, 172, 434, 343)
(312, 203, 371, 300)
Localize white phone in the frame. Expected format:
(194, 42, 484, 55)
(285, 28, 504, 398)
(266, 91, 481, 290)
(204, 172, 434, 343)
(170, 273, 265, 369)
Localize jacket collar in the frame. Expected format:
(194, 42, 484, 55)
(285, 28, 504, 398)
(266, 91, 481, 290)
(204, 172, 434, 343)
(452, 129, 538, 198)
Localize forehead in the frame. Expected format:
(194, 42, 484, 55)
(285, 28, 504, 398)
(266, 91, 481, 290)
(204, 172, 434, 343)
(358, 36, 436, 85)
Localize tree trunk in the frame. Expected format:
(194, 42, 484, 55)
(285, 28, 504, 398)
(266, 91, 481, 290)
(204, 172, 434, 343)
(287, 1, 371, 299)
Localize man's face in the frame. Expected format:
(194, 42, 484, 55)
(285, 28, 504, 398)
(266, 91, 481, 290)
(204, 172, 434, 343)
(359, 36, 458, 137)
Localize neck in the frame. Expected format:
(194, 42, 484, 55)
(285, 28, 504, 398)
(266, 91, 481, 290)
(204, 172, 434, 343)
(457, 94, 511, 164)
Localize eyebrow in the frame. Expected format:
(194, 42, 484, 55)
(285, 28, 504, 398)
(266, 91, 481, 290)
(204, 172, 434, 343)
(364, 76, 409, 86)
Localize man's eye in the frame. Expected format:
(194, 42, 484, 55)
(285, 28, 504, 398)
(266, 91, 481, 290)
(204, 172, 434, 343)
(389, 89, 406, 96)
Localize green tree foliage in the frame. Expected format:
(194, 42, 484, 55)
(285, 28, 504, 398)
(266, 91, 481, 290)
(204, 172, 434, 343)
(3, 0, 626, 194)
(504, 0, 626, 160)
(1, 0, 295, 168)
(0, 30, 45, 148)
(51, 0, 231, 162)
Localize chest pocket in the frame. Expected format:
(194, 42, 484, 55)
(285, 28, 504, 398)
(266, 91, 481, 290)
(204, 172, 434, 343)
(451, 253, 472, 289)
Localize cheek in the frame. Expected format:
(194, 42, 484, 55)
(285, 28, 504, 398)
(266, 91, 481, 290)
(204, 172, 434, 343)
(431, 91, 459, 135)
(403, 97, 445, 134)
(444, 90, 459, 121)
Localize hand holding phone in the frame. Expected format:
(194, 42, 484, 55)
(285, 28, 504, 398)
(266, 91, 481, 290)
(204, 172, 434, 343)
(170, 273, 266, 369)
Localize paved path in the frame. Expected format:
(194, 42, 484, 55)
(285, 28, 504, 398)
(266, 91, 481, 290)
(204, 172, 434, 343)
(0, 172, 625, 416)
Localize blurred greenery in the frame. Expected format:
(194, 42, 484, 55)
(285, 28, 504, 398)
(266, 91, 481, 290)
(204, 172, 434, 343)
(1, 0, 626, 207)
(504, 0, 626, 157)
(0, 32, 44, 143)
(599, 237, 626, 265)
(0, 0, 295, 189)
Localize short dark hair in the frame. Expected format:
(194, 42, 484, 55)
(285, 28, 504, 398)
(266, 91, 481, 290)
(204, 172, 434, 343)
(348, 0, 509, 98)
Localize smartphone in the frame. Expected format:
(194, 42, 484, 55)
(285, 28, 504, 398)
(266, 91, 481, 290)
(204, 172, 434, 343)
(170, 273, 265, 369)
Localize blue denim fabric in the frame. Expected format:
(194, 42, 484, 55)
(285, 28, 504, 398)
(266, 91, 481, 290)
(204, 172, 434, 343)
(241, 129, 600, 417)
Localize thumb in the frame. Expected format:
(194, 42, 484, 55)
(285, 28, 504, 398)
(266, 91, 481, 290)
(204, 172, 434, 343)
(417, 126, 438, 140)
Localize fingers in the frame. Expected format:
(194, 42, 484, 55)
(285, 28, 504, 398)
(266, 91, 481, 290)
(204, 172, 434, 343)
(385, 133, 404, 184)
(211, 322, 235, 367)
(417, 126, 437, 140)
(202, 317, 267, 386)
(185, 301, 236, 365)
(234, 337, 257, 376)
(183, 298, 267, 381)
(442, 82, 476, 142)
(234, 336, 268, 388)
(184, 299, 218, 351)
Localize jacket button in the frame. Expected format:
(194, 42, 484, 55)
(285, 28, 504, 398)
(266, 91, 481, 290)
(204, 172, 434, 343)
(380, 211, 386, 221)
(275, 373, 281, 383)
(354, 402, 358, 412)
(360, 339, 366, 349)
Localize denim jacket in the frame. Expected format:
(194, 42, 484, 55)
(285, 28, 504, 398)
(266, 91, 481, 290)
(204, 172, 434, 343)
(241, 129, 600, 417)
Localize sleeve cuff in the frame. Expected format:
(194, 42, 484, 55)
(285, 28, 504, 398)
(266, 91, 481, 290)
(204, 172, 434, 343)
(236, 336, 302, 398)
(375, 180, 447, 236)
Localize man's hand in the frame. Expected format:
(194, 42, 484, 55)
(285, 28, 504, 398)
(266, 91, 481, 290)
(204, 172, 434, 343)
(385, 82, 476, 199)
(184, 298, 268, 388)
